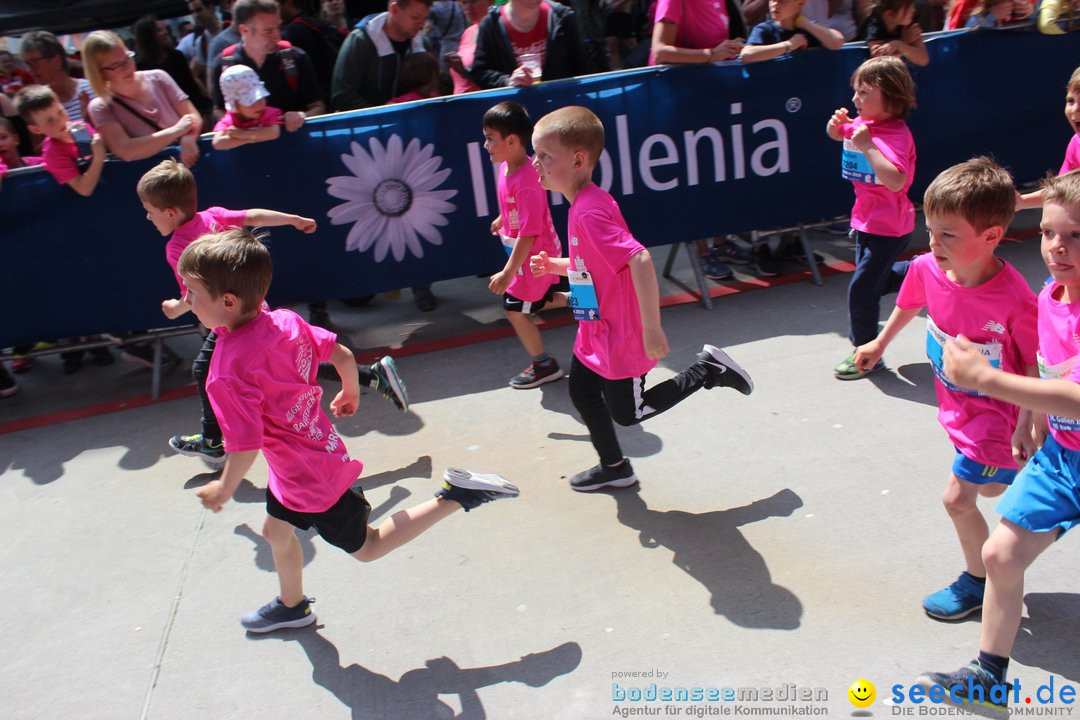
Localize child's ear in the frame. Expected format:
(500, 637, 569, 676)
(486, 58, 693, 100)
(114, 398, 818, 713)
(984, 225, 1005, 245)
(572, 149, 586, 169)
(25, 123, 45, 137)
(222, 292, 240, 311)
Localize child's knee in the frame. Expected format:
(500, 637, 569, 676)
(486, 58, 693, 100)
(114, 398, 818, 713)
(942, 476, 978, 515)
(982, 531, 1020, 575)
(610, 407, 639, 427)
(262, 516, 295, 545)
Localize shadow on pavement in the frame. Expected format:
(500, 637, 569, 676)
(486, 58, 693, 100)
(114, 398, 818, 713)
(1013, 592, 1080, 683)
(252, 630, 583, 719)
(610, 486, 805, 629)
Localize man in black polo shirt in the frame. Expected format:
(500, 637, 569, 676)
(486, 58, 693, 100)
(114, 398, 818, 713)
(211, 0, 326, 131)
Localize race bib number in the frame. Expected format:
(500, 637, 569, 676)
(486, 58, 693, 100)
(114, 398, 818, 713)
(842, 139, 882, 185)
(1038, 352, 1080, 432)
(569, 268, 600, 321)
(926, 316, 1001, 396)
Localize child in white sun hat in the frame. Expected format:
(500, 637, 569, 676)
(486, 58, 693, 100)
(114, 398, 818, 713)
(212, 64, 283, 150)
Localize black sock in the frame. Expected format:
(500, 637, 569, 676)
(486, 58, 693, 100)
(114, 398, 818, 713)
(963, 571, 986, 584)
(976, 651, 1009, 684)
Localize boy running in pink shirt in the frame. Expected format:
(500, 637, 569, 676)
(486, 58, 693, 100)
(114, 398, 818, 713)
(854, 157, 1039, 621)
(185, 229, 519, 632)
(483, 101, 567, 388)
(916, 170, 1080, 720)
(529, 106, 753, 492)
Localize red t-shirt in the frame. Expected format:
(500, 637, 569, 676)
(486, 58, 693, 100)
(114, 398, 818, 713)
(502, 2, 550, 67)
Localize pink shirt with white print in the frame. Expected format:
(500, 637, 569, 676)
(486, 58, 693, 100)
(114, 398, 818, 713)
(896, 253, 1038, 469)
(1060, 134, 1080, 176)
(569, 183, 656, 381)
(1036, 282, 1080, 452)
(212, 105, 283, 133)
(497, 160, 561, 302)
(208, 308, 363, 513)
(40, 120, 96, 186)
(166, 207, 248, 295)
(841, 116, 916, 237)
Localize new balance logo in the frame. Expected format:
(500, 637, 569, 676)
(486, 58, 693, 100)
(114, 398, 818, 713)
(981, 321, 1006, 335)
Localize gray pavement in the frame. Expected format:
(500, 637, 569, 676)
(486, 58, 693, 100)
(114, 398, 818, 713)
(4, 212, 1080, 720)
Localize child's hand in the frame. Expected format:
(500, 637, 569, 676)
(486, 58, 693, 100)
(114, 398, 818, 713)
(853, 339, 883, 371)
(490, 216, 501, 235)
(828, 108, 850, 135)
(851, 123, 873, 152)
(1011, 422, 1038, 467)
(330, 387, 359, 417)
(870, 40, 903, 57)
(530, 250, 551, 277)
(283, 111, 306, 132)
(294, 216, 317, 233)
(161, 298, 188, 319)
(488, 270, 511, 295)
(643, 324, 669, 360)
(942, 334, 991, 391)
(786, 34, 809, 52)
(197, 479, 233, 512)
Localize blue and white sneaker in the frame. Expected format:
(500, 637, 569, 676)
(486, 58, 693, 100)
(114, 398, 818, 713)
(436, 468, 520, 511)
(698, 345, 754, 395)
(370, 356, 409, 412)
(710, 241, 752, 265)
(241, 596, 316, 633)
(916, 662, 1009, 720)
(923, 573, 984, 620)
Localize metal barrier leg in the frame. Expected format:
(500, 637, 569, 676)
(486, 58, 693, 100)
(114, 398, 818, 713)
(799, 227, 823, 287)
(685, 242, 714, 310)
(662, 242, 679, 279)
(152, 338, 163, 401)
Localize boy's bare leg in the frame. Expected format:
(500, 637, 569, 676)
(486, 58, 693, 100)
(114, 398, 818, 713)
(979, 519, 1059, 657)
(507, 311, 544, 356)
(263, 515, 305, 607)
(943, 474, 990, 577)
(351, 497, 460, 563)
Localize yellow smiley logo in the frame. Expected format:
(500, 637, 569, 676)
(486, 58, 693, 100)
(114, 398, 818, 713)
(848, 678, 876, 708)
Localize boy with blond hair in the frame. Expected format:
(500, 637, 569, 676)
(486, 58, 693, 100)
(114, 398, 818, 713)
(529, 106, 753, 492)
(854, 157, 1039, 621)
(916, 171, 1080, 720)
(137, 159, 408, 465)
(183, 229, 518, 632)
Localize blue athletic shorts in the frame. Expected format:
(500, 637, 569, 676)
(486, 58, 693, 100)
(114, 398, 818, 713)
(995, 434, 1080, 537)
(952, 450, 1017, 485)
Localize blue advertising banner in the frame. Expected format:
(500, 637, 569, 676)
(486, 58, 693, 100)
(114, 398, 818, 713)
(2, 29, 1077, 347)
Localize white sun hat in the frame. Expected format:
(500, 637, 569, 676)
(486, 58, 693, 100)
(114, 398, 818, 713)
(219, 64, 270, 112)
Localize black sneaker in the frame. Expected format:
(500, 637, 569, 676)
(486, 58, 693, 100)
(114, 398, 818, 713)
(915, 662, 1010, 720)
(369, 356, 409, 411)
(414, 286, 437, 312)
(569, 459, 638, 492)
(169, 433, 226, 465)
(241, 596, 316, 633)
(510, 358, 564, 389)
(436, 467, 520, 511)
(752, 246, 782, 278)
(698, 344, 753, 395)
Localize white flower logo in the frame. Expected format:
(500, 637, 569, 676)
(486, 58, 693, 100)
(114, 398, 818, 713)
(326, 135, 458, 262)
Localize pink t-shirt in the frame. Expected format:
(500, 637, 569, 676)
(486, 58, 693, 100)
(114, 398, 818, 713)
(497, 160, 561, 302)
(896, 253, 1038, 468)
(451, 24, 481, 95)
(40, 120, 96, 186)
(649, 0, 731, 64)
(1036, 282, 1080, 451)
(840, 116, 916, 237)
(212, 105, 283, 133)
(88, 70, 188, 139)
(569, 183, 656, 380)
(208, 308, 364, 513)
(166, 207, 248, 294)
(1060, 134, 1080, 176)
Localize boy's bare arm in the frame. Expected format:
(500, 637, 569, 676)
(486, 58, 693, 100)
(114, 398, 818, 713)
(197, 449, 259, 511)
(162, 297, 190, 319)
(796, 16, 845, 49)
(854, 305, 920, 369)
(244, 209, 317, 233)
(628, 249, 669, 360)
(945, 336, 1080, 419)
(490, 235, 535, 294)
(329, 342, 360, 418)
(530, 251, 570, 277)
(65, 133, 106, 197)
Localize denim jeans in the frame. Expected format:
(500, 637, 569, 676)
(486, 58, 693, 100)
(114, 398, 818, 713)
(847, 228, 911, 347)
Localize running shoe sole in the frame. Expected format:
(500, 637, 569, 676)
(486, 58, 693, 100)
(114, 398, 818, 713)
(444, 468, 520, 497)
(242, 612, 317, 634)
(377, 356, 410, 412)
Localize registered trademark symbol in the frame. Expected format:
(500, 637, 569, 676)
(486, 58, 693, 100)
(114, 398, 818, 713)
(785, 97, 802, 113)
